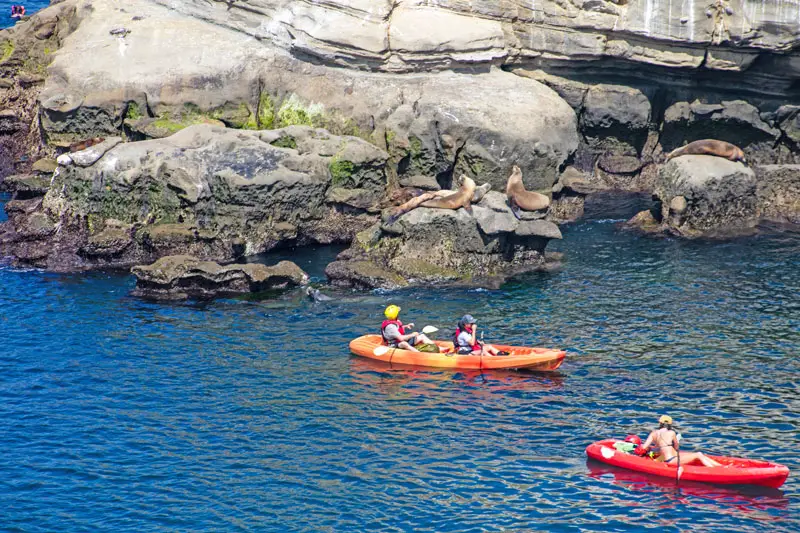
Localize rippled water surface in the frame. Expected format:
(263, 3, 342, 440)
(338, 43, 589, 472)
(1, 193, 798, 532)
(1, 0, 48, 29)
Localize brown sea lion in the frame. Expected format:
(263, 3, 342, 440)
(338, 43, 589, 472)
(69, 137, 105, 153)
(505, 165, 550, 219)
(387, 175, 476, 223)
(665, 139, 746, 164)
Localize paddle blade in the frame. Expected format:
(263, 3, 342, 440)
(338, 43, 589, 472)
(373, 345, 390, 356)
(421, 325, 439, 335)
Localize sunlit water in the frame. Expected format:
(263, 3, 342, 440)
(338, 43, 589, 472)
(1, 191, 798, 531)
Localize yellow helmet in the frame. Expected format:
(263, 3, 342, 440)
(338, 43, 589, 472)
(384, 305, 401, 320)
(659, 415, 673, 425)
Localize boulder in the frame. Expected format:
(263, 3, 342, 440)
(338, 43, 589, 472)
(398, 174, 440, 191)
(1, 124, 388, 271)
(31, 158, 58, 174)
(653, 156, 758, 236)
(580, 84, 651, 152)
(328, 199, 562, 289)
(754, 165, 800, 224)
(131, 255, 309, 299)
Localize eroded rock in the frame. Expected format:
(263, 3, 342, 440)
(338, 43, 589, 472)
(131, 255, 309, 300)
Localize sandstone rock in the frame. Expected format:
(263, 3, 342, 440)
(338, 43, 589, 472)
(471, 204, 518, 235)
(625, 209, 662, 234)
(515, 220, 563, 240)
(399, 174, 440, 191)
(325, 259, 409, 290)
(0, 110, 21, 134)
(131, 255, 309, 300)
(669, 195, 688, 215)
(17, 73, 45, 87)
(596, 155, 643, 175)
(580, 84, 651, 151)
(1, 174, 50, 196)
(32, 158, 58, 174)
(2, 124, 388, 271)
(655, 156, 758, 235)
(754, 165, 800, 224)
(81, 222, 133, 257)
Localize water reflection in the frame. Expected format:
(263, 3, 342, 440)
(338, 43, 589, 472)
(587, 460, 789, 517)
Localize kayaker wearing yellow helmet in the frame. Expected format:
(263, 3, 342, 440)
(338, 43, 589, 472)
(380, 305, 435, 352)
(637, 415, 722, 467)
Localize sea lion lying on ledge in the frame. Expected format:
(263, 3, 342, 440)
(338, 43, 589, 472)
(69, 137, 105, 153)
(506, 165, 550, 219)
(387, 175, 477, 224)
(666, 139, 747, 164)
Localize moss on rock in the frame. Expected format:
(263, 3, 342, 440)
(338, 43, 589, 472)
(329, 157, 356, 187)
(1, 40, 14, 64)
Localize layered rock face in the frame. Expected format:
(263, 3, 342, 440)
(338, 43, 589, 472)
(131, 255, 309, 300)
(2, 0, 800, 279)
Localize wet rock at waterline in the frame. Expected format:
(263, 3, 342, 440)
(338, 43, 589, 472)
(131, 255, 309, 300)
(326, 195, 563, 289)
(0, 124, 387, 271)
(627, 155, 758, 237)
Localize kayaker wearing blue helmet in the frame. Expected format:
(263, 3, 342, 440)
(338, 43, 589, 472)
(453, 315, 501, 356)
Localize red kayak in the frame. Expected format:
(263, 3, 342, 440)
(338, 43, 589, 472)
(586, 439, 789, 488)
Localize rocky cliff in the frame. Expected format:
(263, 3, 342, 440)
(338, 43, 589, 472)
(1, 0, 800, 279)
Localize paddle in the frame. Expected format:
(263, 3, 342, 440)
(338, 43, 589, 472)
(421, 325, 439, 335)
(675, 435, 682, 485)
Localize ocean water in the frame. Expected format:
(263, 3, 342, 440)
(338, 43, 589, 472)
(1, 192, 798, 531)
(1, 0, 48, 30)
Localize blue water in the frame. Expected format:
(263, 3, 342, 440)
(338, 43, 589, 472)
(1, 0, 48, 29)
(1, 191, 799, 533)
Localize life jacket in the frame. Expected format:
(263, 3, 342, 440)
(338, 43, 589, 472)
(453, 325, 481, 352)
(380, 319, 404, 344)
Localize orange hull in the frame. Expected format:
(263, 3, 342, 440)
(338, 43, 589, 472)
(349, 334, 566, 371)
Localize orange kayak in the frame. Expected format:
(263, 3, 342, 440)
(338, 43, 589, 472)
(348, 334, 566, 371)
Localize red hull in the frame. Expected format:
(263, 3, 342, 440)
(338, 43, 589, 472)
(586, 439, 789, 488)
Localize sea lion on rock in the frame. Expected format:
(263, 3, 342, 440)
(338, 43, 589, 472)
(387, 175, 477, 223)
(666, 139, 746, 164)
(506, 165, 550, 219)
(69, 137, 105, 153)
(472, 182, 491, 203)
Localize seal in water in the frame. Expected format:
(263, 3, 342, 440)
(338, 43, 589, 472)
(505, 165, 550, 219)
(666, 139, 746, 164)
(306, 287, 333, 302)
(387, 175, 477, 223)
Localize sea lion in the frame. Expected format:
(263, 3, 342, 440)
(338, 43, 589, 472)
(665, 139, 746, 164)
(69, 137, 105, 153)
(472, 182, 491, 203)
(387, 175, 477, 223)
(505, 165, 550, 219)
(306, 287, 333, 302)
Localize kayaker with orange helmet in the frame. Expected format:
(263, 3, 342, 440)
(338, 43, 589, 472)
(637, 415, 722, 467)
(380, 305, 435, 352)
